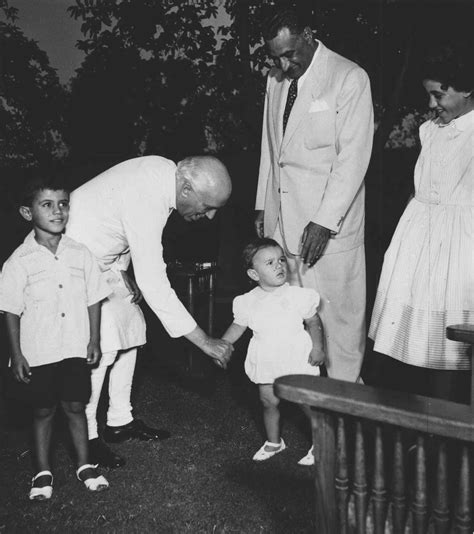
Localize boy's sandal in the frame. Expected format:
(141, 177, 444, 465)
(29, 470, 53, 501)
(252, 439, 286, 461)
(298, 446, 314, 466)
(76, 464, 109, 492)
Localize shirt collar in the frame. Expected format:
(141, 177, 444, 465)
(452, 109, 474, 132)
(23, 231, 68, 255)
(437, 109, 474, 132)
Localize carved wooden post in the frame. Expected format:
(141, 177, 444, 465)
(354, 421, 368, 534)
(336, 416, 349, 534)
(392, 429, 406, 534)
(312, 409, 336, 534)
(372, 425, 387, 533)
(454, 444, 472, 533)
(412, 436, 428, 534)
(433, 440, 449, 534)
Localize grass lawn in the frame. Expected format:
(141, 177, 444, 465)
(0, 314, 318, 533)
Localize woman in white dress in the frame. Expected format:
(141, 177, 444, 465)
(222, 238, 325, 465)
(369, 47, 473, 404)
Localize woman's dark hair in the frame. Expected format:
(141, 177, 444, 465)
(242, 237, 283, 270)
(421, 44, 474, 93)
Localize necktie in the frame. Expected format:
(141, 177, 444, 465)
(283, 78, 298, 134)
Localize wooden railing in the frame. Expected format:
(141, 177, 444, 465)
(274, 325, 473, 534)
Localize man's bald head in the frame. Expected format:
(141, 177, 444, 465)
(175, 155, 232, 222)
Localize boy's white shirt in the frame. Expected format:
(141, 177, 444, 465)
(0, 234, 111, 367)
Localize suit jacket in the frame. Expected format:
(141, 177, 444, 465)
(255, 41, 374, 255)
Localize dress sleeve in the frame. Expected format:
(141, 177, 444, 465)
(418, 119, 432, 146)
(232, 294, 249, 327)
(299, 288, 320, 319)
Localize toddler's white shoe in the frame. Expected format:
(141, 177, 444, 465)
(252, 439, 286, 461)
(298, 446, 314, 466)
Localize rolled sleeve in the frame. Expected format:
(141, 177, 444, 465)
(0, 257, 26, 316)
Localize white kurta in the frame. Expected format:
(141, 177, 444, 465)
(233, 283, 321, 384)
(67, 156, 197, 352)
(369, 111, 474, 369)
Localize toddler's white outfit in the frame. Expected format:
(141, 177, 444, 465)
(233, 283, 321, 384)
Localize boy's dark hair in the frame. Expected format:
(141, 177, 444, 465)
(421, 44, 474, 93)
(242, 237, 283, 270)
(262, 7, 306, 41)
(21, 171, 70, 207)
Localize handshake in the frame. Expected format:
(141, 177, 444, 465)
(201, 336, 234, 369)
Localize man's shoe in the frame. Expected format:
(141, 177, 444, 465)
(88, 438, 126, 469)
(103, 419, 171, 443)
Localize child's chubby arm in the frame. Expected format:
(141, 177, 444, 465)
(86, 302, 102, 365)
(221, 323, 247, 348)
(5, 312, 31, 383)
(304, 313, 326, 366)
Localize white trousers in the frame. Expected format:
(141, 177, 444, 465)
(86, 347, 137, 440)
(274, 225, 365, 382)
(285, 246, 366, 382)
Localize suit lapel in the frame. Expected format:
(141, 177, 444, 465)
(270, 70, 287, 149)
(281, 44, 328, 152)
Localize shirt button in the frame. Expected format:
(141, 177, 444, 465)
(55, 256, 59, 260)
(59, 284, 63, 289)
(61, 313, 65, 317)
(279, 162, 284, 168)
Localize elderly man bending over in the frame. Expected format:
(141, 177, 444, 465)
(67, 155, 233, 468)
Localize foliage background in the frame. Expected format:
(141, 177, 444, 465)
(1, 0, 472, 170)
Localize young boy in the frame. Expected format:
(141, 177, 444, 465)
(0, 176, 112, 500)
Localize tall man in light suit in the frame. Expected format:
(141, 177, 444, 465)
(255, 9, 374, 382)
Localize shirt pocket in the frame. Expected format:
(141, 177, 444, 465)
(27, 271, 53, 301)
(304, 110, 334, 150)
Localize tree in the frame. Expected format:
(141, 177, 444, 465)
(0, 1, 67, 168)
(66, 0, 221, 162)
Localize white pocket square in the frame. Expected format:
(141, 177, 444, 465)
(309, 99, 329, 112)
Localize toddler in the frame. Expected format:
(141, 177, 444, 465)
(222, 238, 325, 465)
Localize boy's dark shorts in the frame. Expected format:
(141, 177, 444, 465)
(7, 358, 91, 408)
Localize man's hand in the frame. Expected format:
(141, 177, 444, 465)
(121, 270, 143, 304)
(301, 222, 331, 267)
(202, 337, 234, 369)
(12, 353, 31, 383)
(86, 340, 101, 365)
(254, 210, 264, 238)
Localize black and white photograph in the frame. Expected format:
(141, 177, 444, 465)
(0, 0, 472, 532)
